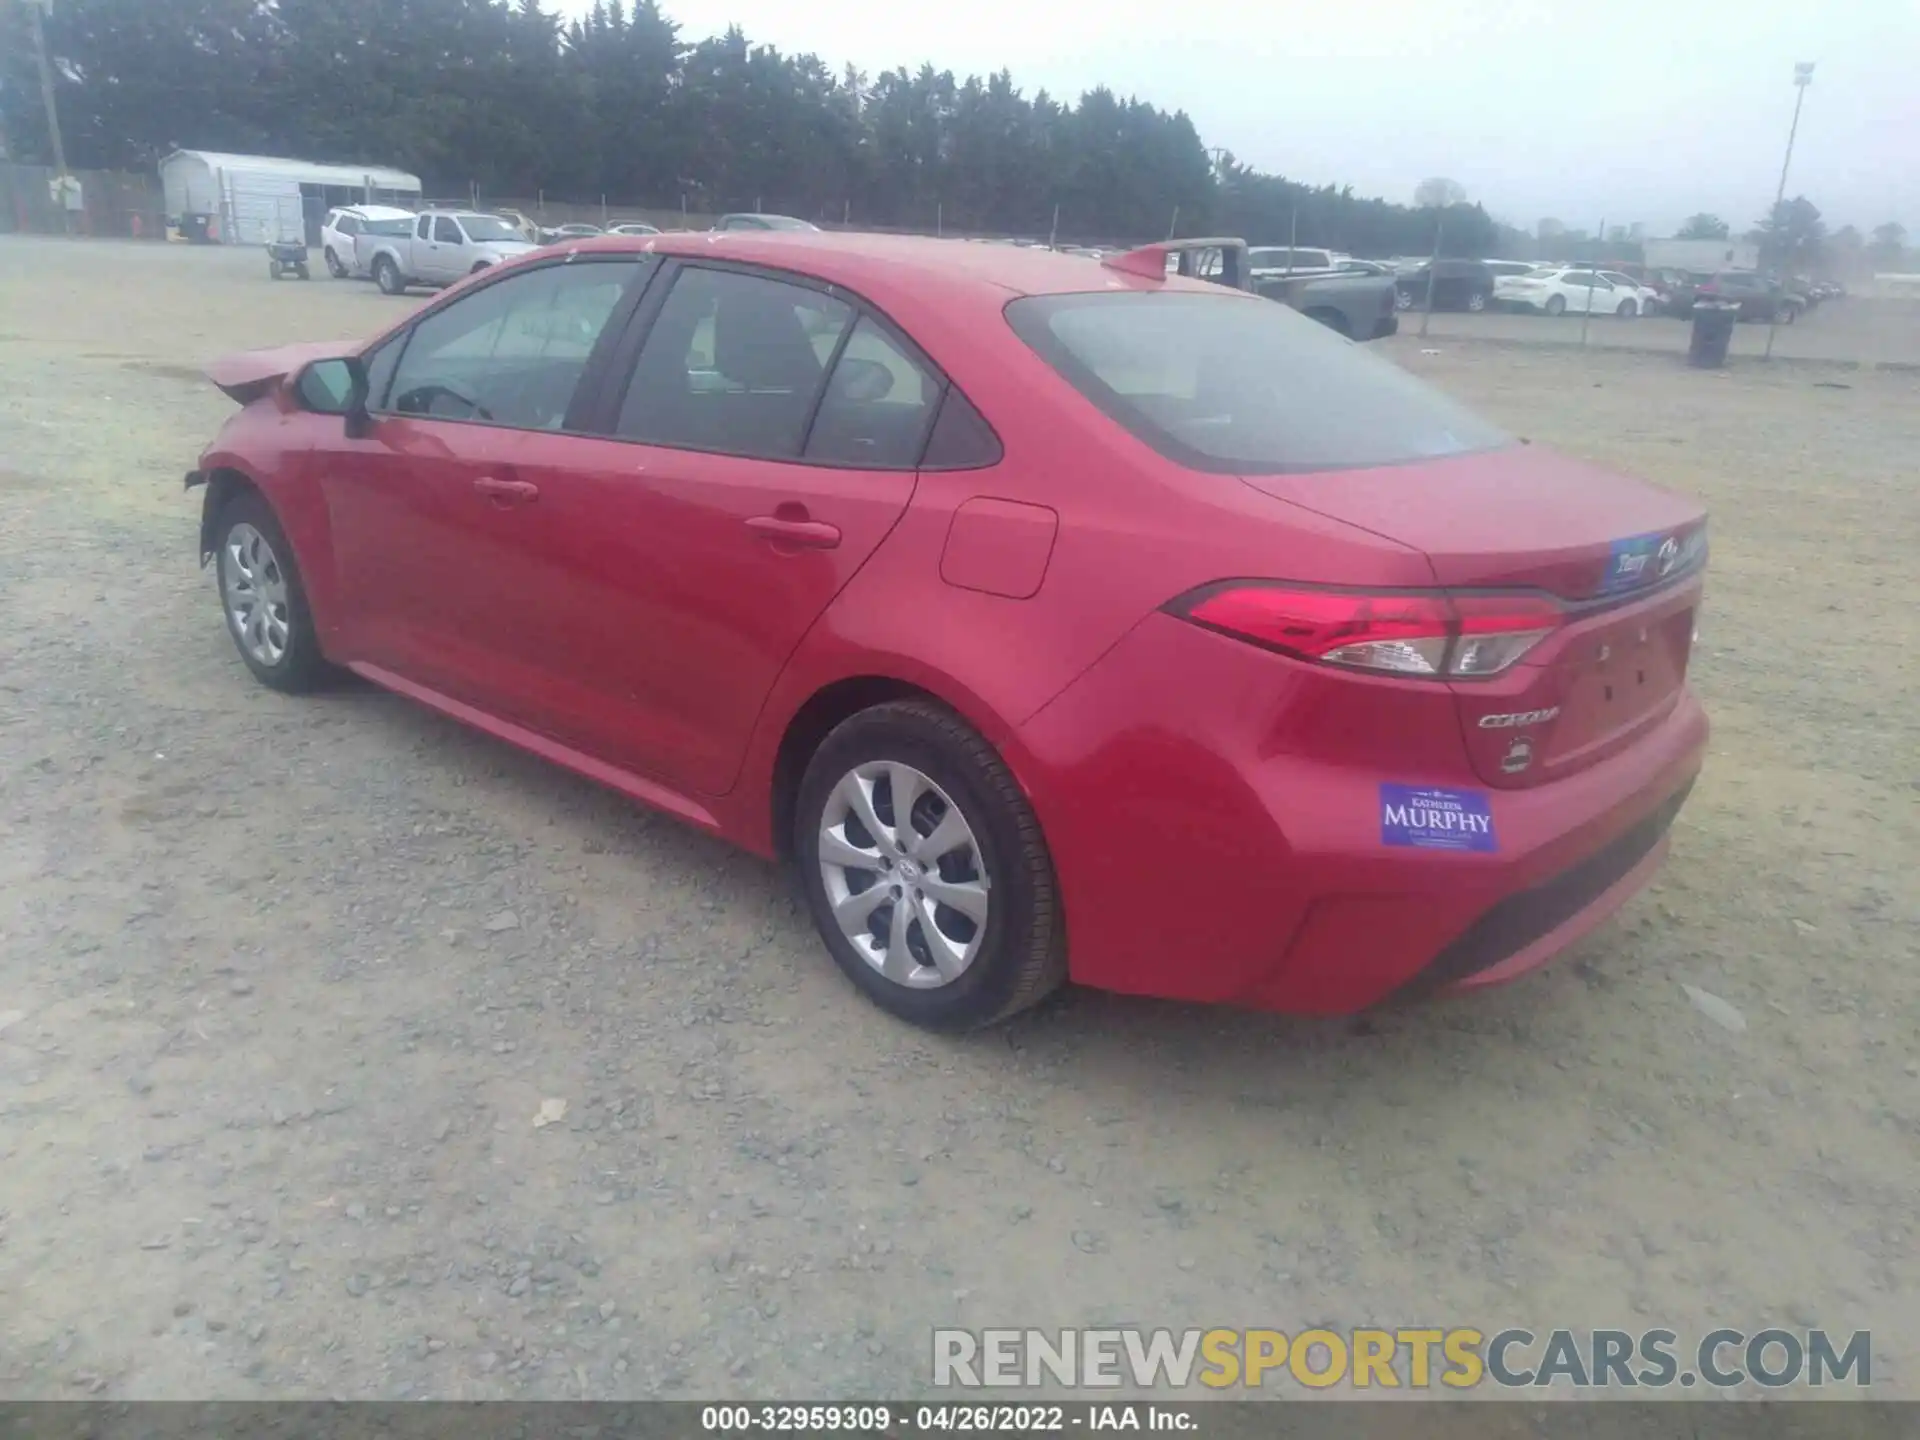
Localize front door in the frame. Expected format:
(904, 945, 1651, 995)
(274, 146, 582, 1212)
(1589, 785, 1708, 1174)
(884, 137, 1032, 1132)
(313, 255, 653, 720)
(503, 263, 939, 795)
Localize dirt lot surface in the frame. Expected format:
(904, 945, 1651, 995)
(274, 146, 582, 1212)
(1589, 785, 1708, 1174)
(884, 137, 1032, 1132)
(1, 238, 1917, 1401)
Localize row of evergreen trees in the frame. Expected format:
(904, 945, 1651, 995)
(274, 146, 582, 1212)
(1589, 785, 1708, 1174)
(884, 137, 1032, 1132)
(0, 0, 1501, 253)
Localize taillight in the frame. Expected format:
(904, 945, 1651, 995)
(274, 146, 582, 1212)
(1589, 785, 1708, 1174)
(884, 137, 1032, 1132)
(1172, 583, 1561, 679)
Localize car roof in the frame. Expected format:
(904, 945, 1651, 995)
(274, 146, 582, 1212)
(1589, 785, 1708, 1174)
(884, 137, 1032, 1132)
(335, 204, 415, 221)
(548, 230, 1229, 303)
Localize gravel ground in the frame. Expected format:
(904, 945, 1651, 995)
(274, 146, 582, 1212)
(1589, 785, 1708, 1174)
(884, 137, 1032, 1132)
(1, 238, 1916, 1401)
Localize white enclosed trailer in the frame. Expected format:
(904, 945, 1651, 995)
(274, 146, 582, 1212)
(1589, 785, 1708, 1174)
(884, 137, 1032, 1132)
(159, 150, 422, 245)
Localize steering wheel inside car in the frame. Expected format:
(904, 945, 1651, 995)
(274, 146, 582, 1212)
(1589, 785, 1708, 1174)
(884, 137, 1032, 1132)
(393, 380, 494, 422)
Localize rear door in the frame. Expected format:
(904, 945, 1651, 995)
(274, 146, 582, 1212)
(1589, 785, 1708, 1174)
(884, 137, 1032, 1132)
(505, 261, 935, 795)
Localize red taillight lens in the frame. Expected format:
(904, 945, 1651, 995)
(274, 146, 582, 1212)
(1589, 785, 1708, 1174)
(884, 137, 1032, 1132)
(1175, 584, 1561, 678)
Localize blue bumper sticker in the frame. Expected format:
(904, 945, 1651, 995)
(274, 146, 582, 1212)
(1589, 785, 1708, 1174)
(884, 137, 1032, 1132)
(1601, 531, 1674, 594)
(1380, 785, 1497, 853)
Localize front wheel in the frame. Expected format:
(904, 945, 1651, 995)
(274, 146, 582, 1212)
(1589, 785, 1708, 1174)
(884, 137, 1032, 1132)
(373, 256, 406, 296)
(1393, 288, 1414, 311)
(795, 701, 1065, 1030)
(1544, 294, 1567, 316)
(1779, 305, 1798, 325)
(213, 491, 330, 693)
(1466, 289, 1488, 312)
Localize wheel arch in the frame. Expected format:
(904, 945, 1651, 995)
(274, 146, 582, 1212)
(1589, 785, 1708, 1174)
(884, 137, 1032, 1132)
(769, 675, 952, 863)
(196, 463, 268, 566)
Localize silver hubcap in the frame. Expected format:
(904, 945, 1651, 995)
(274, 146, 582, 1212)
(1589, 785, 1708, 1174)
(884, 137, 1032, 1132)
(220, 522, 291, 666)
(818, 761, 990, 989)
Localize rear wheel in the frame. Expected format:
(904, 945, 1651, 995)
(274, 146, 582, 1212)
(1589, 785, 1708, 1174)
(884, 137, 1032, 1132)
(373, 255, 406, 296)
(1466, 289, 1488, 312)
(1302, 307, 1350, 337)
(1779, 304, 1798, 325)
(1393, 288, 1414, 311)
(212, 491, 330, 693)
(1544, 294, 1567, 316)
(1617, 299, 1637, 317)
(325, 246, 348, 279)
(794, 701, 1065, 1030)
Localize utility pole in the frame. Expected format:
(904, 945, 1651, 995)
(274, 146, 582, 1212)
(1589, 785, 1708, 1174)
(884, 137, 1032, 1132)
(26, 0, 72, 234)
(1765, 62, 1815, 360)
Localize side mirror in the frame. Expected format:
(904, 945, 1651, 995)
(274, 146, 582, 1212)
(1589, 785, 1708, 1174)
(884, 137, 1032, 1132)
(294, 357, 372, 437)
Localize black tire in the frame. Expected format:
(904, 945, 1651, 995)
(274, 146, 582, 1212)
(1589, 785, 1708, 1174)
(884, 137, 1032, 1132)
(1617, 299, 1637, 317)
(1545, 294, 1567, 316)
(794, 700, 1066, 1030)
(1779, 304, 1797, 325)
(470, 261, 491, 275)
(325, 246, 348, 279)
(1303, 307, 1350, 337)
(211, 490, 331, 694)
(373, 255, 406, 296)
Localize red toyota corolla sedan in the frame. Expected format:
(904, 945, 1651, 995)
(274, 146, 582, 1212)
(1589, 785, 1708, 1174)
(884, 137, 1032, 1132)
(186, 231, 1708, 1030)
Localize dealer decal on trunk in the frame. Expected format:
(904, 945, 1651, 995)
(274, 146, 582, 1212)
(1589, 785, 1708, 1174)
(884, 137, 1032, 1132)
(1601, 531, 1681, 595)
(1380, 785, 1498, 853)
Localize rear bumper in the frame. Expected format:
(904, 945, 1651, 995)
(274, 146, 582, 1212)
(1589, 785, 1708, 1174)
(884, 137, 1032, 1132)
(1017, 612, 1708, 1015)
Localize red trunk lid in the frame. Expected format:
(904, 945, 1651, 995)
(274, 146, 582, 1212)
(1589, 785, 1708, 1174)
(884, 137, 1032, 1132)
(1239, 446, 1707, 787)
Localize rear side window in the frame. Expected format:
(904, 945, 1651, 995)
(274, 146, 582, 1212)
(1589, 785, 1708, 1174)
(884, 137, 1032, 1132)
(803, 317, 939, 468)
(1007, 292, 1510, 474)
(617, 267, 853, 460)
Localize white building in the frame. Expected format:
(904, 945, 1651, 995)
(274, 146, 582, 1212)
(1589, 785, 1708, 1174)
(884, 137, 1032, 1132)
(159, 150, 422, 245)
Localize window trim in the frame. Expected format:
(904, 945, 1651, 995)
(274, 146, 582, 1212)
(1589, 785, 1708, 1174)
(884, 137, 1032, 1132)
(580, 256, 1000, 473)
(365, 253, 661, 436)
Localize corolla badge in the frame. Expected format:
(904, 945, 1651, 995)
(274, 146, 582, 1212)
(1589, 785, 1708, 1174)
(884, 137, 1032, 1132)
(1478, 707, 1561, 728)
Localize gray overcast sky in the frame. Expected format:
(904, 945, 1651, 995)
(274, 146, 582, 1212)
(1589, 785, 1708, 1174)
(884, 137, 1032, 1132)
(563, 0, 1916, 236)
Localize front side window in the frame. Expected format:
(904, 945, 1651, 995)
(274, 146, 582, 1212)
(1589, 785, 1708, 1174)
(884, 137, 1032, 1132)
(616, 267, 852, 459)
(1007, 291, 1511, 474)
(337, 214, 362, 237)
(384, 259, 647, 431)
(433, 216, 462, 244)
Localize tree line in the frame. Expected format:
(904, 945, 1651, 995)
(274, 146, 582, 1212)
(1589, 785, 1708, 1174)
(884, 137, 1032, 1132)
(1675, 205, 1910, 274)
(0, 0, 1501, 254)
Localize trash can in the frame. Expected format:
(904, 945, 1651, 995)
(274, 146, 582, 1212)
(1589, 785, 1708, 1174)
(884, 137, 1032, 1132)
(1688, 302, 1738, 368)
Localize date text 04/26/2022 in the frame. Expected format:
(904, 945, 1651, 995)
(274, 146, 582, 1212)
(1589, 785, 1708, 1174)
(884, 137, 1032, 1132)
(699, 1404, 1194, 1431)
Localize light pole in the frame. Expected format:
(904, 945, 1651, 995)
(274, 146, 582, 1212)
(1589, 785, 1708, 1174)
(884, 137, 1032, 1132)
(1764, 62, 1814, 359)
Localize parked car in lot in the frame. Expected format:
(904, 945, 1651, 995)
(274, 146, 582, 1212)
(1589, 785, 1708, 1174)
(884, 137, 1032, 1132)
(539, 222, 604, 244)
(1394, 259, 1498, 312)
(1695, 271, 1802, 323)
(1495, 266, 1648, 316)
(608, 222, 663, 236)
(714, 213, 821, 232)
(1247, 246, 1350, 277)
(356, 210, 538, 294)
(1167, 241, 1399, 340)
(185, 231, 1708, 1030)
(320, 205, 416, 280)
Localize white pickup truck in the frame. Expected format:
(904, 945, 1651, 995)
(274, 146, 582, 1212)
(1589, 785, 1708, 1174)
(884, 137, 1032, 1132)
(356, 210, 538, 295)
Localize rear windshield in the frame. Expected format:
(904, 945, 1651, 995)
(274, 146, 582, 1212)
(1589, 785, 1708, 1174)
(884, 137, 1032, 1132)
(1006, 292, 1512, 474)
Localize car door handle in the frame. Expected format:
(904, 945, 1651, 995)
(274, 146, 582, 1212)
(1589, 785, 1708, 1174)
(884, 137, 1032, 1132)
(746, 515, 841, 549)
(473, 476, 539, 506)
